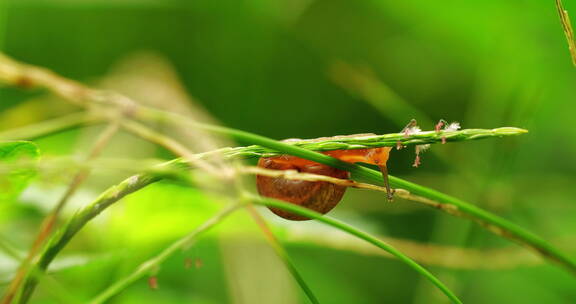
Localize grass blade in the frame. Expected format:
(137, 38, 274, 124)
(160, 119, 575, 276)
(89, 204, 242, 304)
(248, 195, 463, 304)
(556, 0, 576, 66)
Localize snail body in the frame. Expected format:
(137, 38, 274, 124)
(256, 147, 392, 221)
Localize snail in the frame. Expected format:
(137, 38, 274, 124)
(256, 135, 393, 221)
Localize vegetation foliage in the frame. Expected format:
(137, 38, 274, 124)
(1, 1, 576, 303)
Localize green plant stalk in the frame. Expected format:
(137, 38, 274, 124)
(18, 173, 161, 303)
(135, 111, 576, 275)
(0, 112, 101, 141)
(247, 194, 462, 304)
(218, 126, 576, 275)
(205, 128, 526, 159)
(273, 246, 319, 304)
(89, 204, 242, 304)
(88, 195, 461, 304)
(244, 205, 319, 304)
(0, 237, 77, 304)
(88, 194, 461, 304)
(556, 0, 576, 66)
(138, 107, 527, 152)
(3, 123, 119, 304)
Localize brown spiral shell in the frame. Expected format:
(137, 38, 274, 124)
(256, 155, 350, 221)
(256, 146, 392, 221)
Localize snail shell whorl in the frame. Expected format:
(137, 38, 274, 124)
(256, 156, 349, 221)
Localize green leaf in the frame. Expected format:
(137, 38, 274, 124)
(0, 141, 40, 202)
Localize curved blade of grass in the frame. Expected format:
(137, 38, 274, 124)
(19, 168, 320, 304)
(18, 173, 162, 303)
(0, 112, 102, 141)
(89, 204, 242, 304)
(247, 194, 462, 304)
(244, 205, 319, 304)
(138, 107, 527, 153)
(556, 0, 576, 66)
(147, 117, 575, 276)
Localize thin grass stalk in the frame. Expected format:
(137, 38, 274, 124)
(3, 123, 119, 304)
(0, 112, 102, 141)
(0, 238, 77, 304)
(18, 173, 161, 303)
(87, 194, 461, 304)
(134, 113, 576, 275)
(247, 194, 463, 304)
(244, 205, 319, 304)
(88, 204, 242, 304)
(556, 0, 576, 66)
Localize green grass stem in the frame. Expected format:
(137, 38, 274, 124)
(248, 194, 462, 304)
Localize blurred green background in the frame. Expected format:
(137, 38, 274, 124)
(1, 0, 576, 303)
